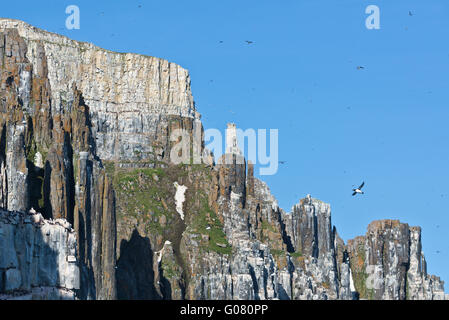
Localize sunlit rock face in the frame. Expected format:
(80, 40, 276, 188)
(346, 221, 448, 300)
(0, 18, 446, 300)
(0, 18, 198, 163)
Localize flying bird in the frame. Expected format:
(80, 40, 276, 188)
(279, 161, 286, 164)
(245, 40, 254, 44)
(352, 182, 365, 196)
(409, 11, 413, 16)
(356, 66, 365, 70)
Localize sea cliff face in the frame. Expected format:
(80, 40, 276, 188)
(0, 18, 446, 300)
(0, 208, 78, 299)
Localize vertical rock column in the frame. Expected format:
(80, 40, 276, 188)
(6, 123, 28, 212)
(407, 226, 447, 300)
(73, 151, 116, 299)
(287, 196, 340, 299)
(345, 220, 448, 300)
(74, 151, 93, 299)
(247, 161, 254, 197)
(0, 123, 7, 209)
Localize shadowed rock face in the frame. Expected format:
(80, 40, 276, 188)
(0, 18, 446, 300)
(116, 229, 162, 300)
(0, 208, 79, 299)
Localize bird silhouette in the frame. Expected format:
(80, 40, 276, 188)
(357, 66, 365, 70)
(352, 182, 365, 196)
(409, 11, 413, 16)
(245, 40, 254, 44)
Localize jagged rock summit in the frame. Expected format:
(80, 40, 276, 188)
(0, 18, 447, 300)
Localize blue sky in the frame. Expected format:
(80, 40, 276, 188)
(2, 0, 449, 290)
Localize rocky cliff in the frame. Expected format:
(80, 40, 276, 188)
(0, 208, 79, 299)
(0, 18, 446, 300)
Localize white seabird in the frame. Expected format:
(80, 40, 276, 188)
(352, 182, 365, 196)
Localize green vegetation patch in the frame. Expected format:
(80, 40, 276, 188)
(161, 256, 182, 279)
(270, 249, 285, 257)
(290, 251, 302, 258)
(189, 191, 232, 255)
(261, 220, 277, 233)
(350, 244, 375, 300)
(111, 165, 171, 235)
(25, 135, 48, 165)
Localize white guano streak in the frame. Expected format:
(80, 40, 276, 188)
(173, 182, 187, 220)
